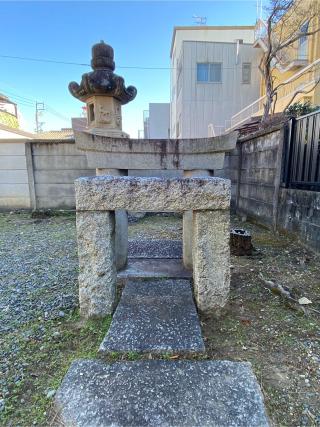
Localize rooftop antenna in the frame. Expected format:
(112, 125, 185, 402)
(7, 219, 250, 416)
(193, 15, 207, 25)
(256, 0, 263, 22)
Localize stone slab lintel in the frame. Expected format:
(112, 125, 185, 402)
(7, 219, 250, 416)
(75, 176, 231, 212)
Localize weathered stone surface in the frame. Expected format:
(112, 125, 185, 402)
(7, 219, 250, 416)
(54, 359, 269, 427)
(117, 259, 192, 279)
(74, 130, 237, 170)
(193, 210, 230, 313)
(75, 176, 231, 212)
(99, 279, 205, 354)
(96, 168, 128, 269)
(128, 239, 182, 259)
(183, 169, 212, 269)
(69, 41, 137, 105)
(76, 211, 116, 318)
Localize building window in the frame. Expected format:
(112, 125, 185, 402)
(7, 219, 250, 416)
(242, 63, 251, 84)
(298, 21, 309, 60)
(197, 63, 222, 83)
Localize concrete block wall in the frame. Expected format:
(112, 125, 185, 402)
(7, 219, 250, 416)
(278, 189, 320, 252)
(31, 141, 95, 209)
(237, 129, 283, 227)
(221, 126, 320, 252)
(0, 139, 183, 211)
(0, 140, 31, 209)
(215, 145, 240, 209)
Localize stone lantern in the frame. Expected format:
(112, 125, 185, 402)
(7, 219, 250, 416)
(69, 41, 137, 270)
(69, 40, 137, 137)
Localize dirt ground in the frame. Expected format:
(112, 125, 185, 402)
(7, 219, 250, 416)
(129, 213, 320, 426)
(0, 212, 319, 426)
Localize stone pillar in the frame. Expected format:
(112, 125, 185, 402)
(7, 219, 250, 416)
(192, 210, 230, 313)
(183, 170, 212, 269)
(96, 168, 128, 270)
(76, 210, 116, 318)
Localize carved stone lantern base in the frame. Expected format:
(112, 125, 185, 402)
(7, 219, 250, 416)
(86, 96, 128, 138)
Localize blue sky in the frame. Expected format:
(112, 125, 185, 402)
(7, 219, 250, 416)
(0, 1, 259, 136)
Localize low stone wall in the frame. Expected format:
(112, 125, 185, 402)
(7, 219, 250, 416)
(221, 126, 320, 252)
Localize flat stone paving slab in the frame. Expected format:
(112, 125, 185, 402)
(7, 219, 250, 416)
(118, 259, 191, 279)
(54, 359, 269, 427)
(99, 279, 204, 355)
(128, 239, 182, 259)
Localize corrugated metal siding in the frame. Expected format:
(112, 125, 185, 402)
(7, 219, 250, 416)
(172, 40, 261, 138)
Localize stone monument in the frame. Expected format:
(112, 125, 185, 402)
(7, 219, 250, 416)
(69, 41, 137, 269)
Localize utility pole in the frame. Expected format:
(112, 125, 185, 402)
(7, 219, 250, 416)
(35, 102, 45, 133)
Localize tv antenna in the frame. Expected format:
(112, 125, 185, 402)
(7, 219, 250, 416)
(193, 15, 207, 25)
(256, 0, 263, 21)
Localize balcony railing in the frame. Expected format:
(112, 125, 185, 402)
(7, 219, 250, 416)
(226, 58, 320, 131)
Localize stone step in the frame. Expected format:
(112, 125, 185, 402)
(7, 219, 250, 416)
(54, 359, 270, 427)
(99, 279, 204, 355)
(128, 239, 182, 259)
(117, 259, 192, 279)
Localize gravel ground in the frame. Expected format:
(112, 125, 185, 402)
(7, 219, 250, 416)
(0, 213, 78, 333)
(1, 211, 319, 426)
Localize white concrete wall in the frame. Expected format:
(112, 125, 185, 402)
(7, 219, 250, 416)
(0, 140, 31, 208)
(177, 41, 261, 138)
(148, 103, 170, 138)
(170, 27, 262, 138)
(171, 26, 255, 59)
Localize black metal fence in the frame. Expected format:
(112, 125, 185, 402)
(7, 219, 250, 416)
(284, 110, 320, 191)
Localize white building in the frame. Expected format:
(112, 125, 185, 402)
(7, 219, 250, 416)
(144, 103, 170, 139)
(170, 26, 262, 138)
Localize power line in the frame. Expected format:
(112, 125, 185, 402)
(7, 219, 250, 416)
(0, 87, 70, 129)
(0, 53, 262, 71)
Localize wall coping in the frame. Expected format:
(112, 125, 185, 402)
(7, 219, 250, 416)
(30, 138, 76, 145)
(238, 123, 285, 143)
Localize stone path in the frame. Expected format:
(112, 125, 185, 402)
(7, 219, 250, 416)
(55, 359, 269, 427)
(99, 279, 205, 355)
(118, 259, 192, 279)
(128, 239, 182, 258)
(55, 238, 269, 426)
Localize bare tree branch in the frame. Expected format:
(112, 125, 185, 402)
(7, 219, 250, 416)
(283, 79, 320, 110)
(259, 0, 320, 123)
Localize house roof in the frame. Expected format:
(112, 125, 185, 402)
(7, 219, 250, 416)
(34, 128, 74, 140)
(0, 93, 17, 105)
(0, 123, 34, 138)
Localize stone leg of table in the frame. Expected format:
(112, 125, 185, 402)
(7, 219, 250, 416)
(192, 209, 230, 313)
(76, 210, 116, 319)
(96, 168, 128, 270)
(182, 169, 212, 269)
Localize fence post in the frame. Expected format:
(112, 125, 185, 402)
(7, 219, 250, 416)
(25, 141, 37, 210)
(283, 118, 295, 188)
